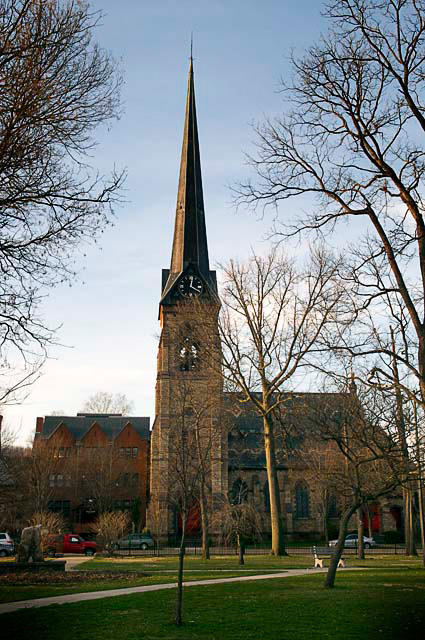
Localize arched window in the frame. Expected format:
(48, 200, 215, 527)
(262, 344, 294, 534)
(229, 478, 248, 505)
(295, 483, 310, 519)
(178, 324, 200, 371)
(328, 493, 338, 518)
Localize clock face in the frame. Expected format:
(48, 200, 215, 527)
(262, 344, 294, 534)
(178, 274, 203, 298)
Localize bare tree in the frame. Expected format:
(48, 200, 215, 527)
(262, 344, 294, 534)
(218, 247, 348, 555)
(237, 0, 425, 411)
(29, 511, 65, 551)
(169, 377, 229, 561)
(214, 498, 262, 565)
(77, 445, 129, 514)
(167, 380, 202, 626)
(25, 442, 65, 515)
(308, 381, 407, 588)
(0, 441, 63, 530)
(302, 443, 341, 545)
(412, 400, 425, 567)
(94, 510, 129, 556)
(0, 0, 124, 401)
(81, 392, 134, 415)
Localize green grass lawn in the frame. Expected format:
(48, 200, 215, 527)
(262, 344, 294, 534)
(79, 553, 309, 572)
(0, 555, 288, 604)
(2, 565, 425, 640)
(1, 554, 422, 605)
(79, 552, 422, 572)
(0, 571, 278, 604)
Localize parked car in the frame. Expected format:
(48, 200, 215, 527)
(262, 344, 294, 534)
(0, 543, 14, 557)
(0, 533, 14, 556)
(113, 533, 155, 551)
(46, 534, 97, 557)
(329, 534, 376, 549)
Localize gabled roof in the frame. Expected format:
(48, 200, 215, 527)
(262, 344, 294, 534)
(225, 391, 351, 470)
(40, 415, 150, 442)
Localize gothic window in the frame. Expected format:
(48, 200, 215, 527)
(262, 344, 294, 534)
(179, 337, 199, 371)
(328, 493, 338, 518)
(178, 323, 200, 371)
(295, 483, 310, 519)
(229, 478, 248, 505)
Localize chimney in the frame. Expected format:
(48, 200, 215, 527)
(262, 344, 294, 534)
(36, 417, 44, 434)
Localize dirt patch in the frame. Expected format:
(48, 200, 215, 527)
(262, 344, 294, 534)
(1, 571, 149, 585)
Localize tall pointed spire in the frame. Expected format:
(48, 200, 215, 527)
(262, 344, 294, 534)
(169, 56, 210, 278)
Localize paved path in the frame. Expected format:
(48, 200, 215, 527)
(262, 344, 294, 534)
(63, 556, 91, 571)
(0, 568, 351, 615)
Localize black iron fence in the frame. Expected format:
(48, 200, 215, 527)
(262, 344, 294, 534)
(110, 542, 421, 557)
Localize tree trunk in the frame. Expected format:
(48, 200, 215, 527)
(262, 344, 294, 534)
(325, 504, 358, 588)
(323, 492, 329, 544)
(176, 511, 186, 627)
(365, 505, 372, 539)
(417, 337, 425, 411)
(199, 484, 210, 560)
(417, 476, 425, 568)
(404, 486, 411, 555)
(237, 532, 245, 565)
(405, 488, 418, 556)
(414, 402, 425, 568)
(357, 509, 364, 560)
(409, 490, 418, 556)
(263, 413, 287, 556)
(323, 511, 329, 545)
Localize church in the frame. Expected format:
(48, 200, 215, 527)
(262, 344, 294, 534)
(145, 57, 402, 543)
(31, 59, 403, 544)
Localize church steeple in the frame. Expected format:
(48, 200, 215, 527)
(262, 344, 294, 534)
(161, 57, 216, 304)
(170, 56, 210, 276)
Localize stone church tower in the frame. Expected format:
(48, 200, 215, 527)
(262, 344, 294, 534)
(148, 58, 227, 540)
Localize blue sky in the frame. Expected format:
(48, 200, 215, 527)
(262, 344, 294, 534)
(7, 0, 328, 444)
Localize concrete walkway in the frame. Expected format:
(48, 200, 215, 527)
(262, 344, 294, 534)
(63, 556, 92, 571)
(0, 568, 345, 615)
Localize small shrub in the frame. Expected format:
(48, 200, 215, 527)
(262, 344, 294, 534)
(94, 511, 130, 556)
(29, 511, 64, 552)
(382, 530, 404, 544)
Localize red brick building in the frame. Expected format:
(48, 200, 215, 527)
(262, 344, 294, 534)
(33, 413, 150, 533)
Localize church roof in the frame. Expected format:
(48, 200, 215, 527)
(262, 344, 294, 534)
(226, 391, 350, 470)
(39, 415, 150, 442)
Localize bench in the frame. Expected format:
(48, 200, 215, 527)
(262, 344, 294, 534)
(311, 546, 346, 569)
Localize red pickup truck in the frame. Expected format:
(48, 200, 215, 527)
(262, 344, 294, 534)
(46, 534, 97, 557)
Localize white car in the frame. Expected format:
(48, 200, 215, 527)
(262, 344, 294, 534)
(0, 532, 14, 556)
(329, 534, 376, 549)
